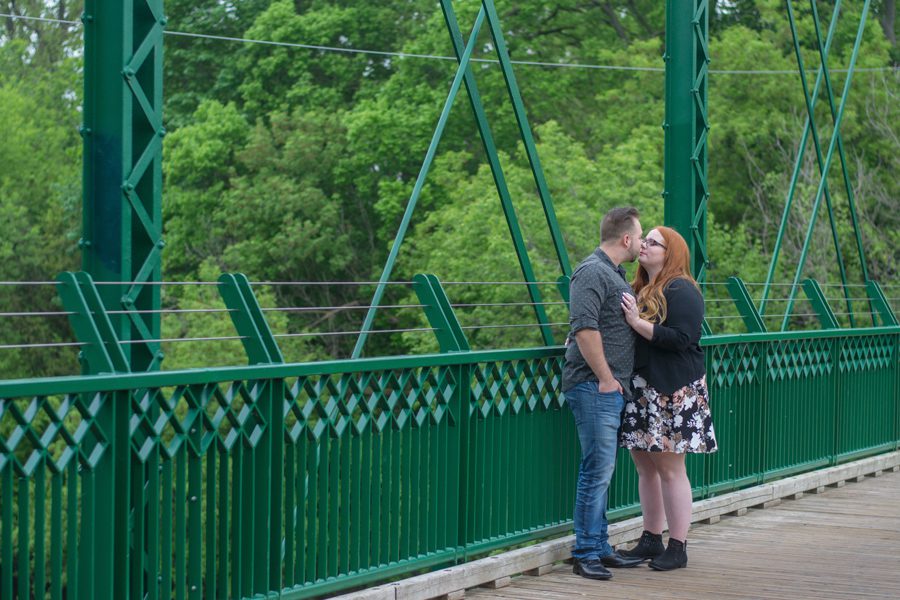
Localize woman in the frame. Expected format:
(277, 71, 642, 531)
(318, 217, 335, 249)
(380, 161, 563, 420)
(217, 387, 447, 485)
(617, 226, 717, 571)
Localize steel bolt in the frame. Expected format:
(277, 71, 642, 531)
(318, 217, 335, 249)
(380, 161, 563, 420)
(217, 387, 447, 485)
(190, 585, 197, 591)
(81, 12, 94, 23)
(156, 239, 166, 249)
(157, 128, 167, 138)
(122, 67, 135, 79)
(159, 16, 168, 26)
(190, 495, 197, 502)
(78, 126, 92, 137)
(78, 238, 92, 249)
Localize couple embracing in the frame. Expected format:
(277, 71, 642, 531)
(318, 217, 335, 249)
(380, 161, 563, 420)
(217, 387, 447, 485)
(563, 206, 718, 581)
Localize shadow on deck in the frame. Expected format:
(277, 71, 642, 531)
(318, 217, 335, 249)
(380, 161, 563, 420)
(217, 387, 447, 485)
(466, 468, 900, 600)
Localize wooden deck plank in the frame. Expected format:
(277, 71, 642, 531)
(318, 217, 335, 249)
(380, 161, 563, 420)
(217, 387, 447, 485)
(466, 470, 900, 600)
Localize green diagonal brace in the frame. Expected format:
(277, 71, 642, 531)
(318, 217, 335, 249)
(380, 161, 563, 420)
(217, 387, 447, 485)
(779, 1, 871, 331)
(783, 0, 854, 326)
(218, 273, 284, 365)
(479, 0, 572, 277)
(760, 1, 842, 316)
(865, 281, 898, 327)
(413, 274, 470, 353)
(801, 279, 839, 329)
(351, 7, 486, 359)
(726, 277, 767, 333)
(440, 0, 555, 346)
(56, 272, 131, 374)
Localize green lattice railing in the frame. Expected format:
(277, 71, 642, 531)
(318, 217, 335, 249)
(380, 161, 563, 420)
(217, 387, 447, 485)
(1, 328, 898, 599)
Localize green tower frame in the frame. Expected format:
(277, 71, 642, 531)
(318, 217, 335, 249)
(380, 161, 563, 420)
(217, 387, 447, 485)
(664, 0, 710, 281)
(82, 0, 165, 373)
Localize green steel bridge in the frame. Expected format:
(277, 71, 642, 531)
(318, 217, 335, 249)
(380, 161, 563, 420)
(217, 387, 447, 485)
(1, 1, 898, 599)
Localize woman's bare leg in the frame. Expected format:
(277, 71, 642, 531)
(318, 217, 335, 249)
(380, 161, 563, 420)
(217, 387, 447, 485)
(630, 449, 665, 534)
(649, 452, 691, 541)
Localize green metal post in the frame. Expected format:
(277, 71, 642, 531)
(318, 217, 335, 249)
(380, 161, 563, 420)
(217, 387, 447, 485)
(413, 274, 470, 352)
(865, 281, 898, 327)
(726, 277, 767, 333)
(82, 0, 165, 372)
(664, 0, 709, 281)
(218, 273, 285, 365)
(56, 272, 131, 375)
(802, 279, 840, 329)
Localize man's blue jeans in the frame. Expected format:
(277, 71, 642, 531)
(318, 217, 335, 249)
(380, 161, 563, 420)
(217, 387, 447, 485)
(565, 382, 625, 561)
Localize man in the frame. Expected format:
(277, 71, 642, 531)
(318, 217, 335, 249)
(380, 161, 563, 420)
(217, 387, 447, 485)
(563, 206, 644, 580)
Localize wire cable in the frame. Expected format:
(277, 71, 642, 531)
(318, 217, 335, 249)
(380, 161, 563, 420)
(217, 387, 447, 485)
(1, 12, 896, 75)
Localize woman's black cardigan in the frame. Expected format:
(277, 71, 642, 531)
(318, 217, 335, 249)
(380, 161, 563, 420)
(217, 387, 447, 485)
(633, 278, 706, 395)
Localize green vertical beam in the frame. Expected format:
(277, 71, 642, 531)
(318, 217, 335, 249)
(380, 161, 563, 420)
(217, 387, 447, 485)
(664, 0, 709, 281)
(413, 274, 470, 353)
(82, 0, 165, 372)
(352, 8, 485, 359)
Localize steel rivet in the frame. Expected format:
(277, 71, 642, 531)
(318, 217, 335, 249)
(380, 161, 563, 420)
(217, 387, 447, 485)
(160, 16, 168, 26)
(157, 128, 167, 138)
(157, 239, 166, 249)
(81, 12, 93, 23)
(190, 495, 197, 502)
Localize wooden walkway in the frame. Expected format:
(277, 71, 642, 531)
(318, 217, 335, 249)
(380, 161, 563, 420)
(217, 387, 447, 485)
(466, 469, 900, 600)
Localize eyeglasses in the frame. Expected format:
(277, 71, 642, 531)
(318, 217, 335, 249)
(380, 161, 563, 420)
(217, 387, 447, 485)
(641, 238, 667, 249)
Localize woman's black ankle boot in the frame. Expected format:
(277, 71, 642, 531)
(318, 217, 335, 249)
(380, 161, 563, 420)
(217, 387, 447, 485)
(618, 530, 664, 561)
(648, 538, 688, 571)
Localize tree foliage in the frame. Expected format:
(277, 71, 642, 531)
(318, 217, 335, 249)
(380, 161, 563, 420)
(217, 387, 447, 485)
(0, 0, 897, 377)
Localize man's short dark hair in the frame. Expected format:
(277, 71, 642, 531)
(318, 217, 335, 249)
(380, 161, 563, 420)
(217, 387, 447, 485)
(600, 206, 640, 242)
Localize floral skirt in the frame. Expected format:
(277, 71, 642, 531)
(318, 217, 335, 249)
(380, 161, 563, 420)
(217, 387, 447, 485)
(619, 374, 718, 454)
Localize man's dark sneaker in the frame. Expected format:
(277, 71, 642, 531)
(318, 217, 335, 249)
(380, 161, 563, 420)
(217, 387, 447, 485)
(572, 557, 613, 580)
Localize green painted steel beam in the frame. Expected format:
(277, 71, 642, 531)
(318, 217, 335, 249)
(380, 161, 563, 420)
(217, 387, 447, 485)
(439, 0, 555, 346)
(218, 273, 285, 364)
(780, 0, 872, 331)
(480, 0, 572, 278)
(351, 7, 486, 359)
(726, 277, 767, 333)
(783, 0, 854, 326)
(413, 274, 470, 353)
(801, 279, 840, 329)
(664, 0, 710, 281)
(82, 0, 165, 372)
(865, 281, 898, 327)
(807, 0, 874, 325)
(760, 1, 843, 316)
(56, 272, 131, 374)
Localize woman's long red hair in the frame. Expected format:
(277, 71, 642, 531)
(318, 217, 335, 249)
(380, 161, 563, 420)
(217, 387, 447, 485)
(632, 226, 699, 323)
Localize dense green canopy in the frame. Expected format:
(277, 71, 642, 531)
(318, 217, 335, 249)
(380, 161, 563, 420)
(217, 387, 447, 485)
(0, 0, 897, 377)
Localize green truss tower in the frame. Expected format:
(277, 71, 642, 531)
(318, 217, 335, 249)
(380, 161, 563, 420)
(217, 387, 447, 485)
(81, 0, 165, 373)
